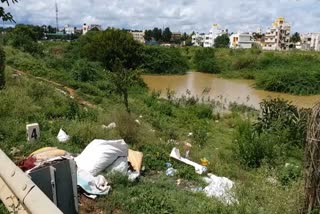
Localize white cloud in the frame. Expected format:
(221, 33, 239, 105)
(4, 0, 320, 33)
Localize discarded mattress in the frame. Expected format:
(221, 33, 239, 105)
(75, 139, 128, 176)
(203, 173, 237, 205)
(29, 147, 69, 162)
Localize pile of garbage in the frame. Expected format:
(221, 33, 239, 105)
(167, 147, 237, 205)
(17, 134, 143, 213)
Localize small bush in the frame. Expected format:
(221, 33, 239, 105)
(114, 111, 139, 145)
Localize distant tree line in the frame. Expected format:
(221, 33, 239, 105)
(144, 27, 192, 45)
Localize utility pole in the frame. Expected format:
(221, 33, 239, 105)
(55, 0, 59, 32)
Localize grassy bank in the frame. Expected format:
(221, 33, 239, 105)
(0, 43, 306, 213)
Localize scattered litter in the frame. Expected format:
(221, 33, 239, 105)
(183, 142, 192, 159)
(128, 149, 143, 172)
(165, 162, 172, 168)
(190, 187, 203, 193)
(128, 171, 140, 181)
(170, 147, 207, 175)
(57, 128, 70, 143)
(166, 167, 177, 177)
(188, 132, 193, 137)
(135, 119, 141, 125)
(266, 177, 278, 185)
(26, 123, 40, 142)
(203, 173, 237, 205)
(102, 122, 117, 130)
(75, 139, 128, 176)
(176, 179, 182, 186)
(215, 120, 219, 123)
(139, 115, 143, 118)
(200, 158, 209, 166)
(9, 147, 20, 156)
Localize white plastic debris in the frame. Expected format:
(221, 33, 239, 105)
(170, 147, 207, 175)
(135, 119, 141, 125)
(203, 173, 237, 205)
(57, 129, 70, 143)
(102, 122, 117, 130)
(77, 168, 111, 196)
(188, 132, 193, 137)
(166, 167, 177, 177)
(128, 171, 140, 182)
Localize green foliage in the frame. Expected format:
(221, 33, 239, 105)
(278, 164, 302, 186)
(0, 0, 18, 22)
(255, 98, 309, 146)
(235, 120, 278, 168)
(192, 121, 209, 147)
(71, 59, 103, 82)
(8, 24, 44, 55)
(77, 29, 143, 70)
(141, 46, 188, 74)
(162, 27, 172, 43)
(256, 69, 320, 95)
(214, 34, 230, 48)
(0, 45, 5, 89)
(193, 48, 219, 73)
(290, 32, 301, 43)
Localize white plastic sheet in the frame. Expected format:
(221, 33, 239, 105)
(203, 173, 237, 205)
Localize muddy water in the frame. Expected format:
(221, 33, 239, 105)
(142, 72, 320, 109)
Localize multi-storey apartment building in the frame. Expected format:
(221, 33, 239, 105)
(229, 32, 253, 49)
(192, 24, 227, 47)
(129, 30, 145, 43)
(299, 33, 320, 51)
(263, 17, 291, 50)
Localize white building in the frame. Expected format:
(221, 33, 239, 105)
(263, 17, 291, 51)
(300, 33, 320, 51)
(192, 33, 205, 46)
(192, 24, 227, 47)
(82, 23, 102, 35)
(64, 25, 75, 35)
(129, 30, 145, 43)
(229, 32, 253, 49)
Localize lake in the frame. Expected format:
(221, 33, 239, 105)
(142, 72, 320, 109)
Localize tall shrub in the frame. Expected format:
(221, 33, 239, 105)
(193, 48, 219, 73)
(0, 46, 5, 89)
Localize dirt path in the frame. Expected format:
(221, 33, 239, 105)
(13, 69, 96, 108)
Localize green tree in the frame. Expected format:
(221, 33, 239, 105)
(78, 29, 143, 71)
(144, 30, 153, 41)
(290, 32, 301, 43)
(0, 46, 5, 89)
(109, 58, 140, 113)
(0, 0, 18, 22)
(152, 27, 162, 41)
(8, 24, 43, 55)
(162, 27, 172, 43)
(214, 34, 230, 48)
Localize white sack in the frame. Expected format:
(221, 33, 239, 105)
(75, 139, 128, 176)
(57, 129, 70, 143)
(105, 156, 128, 175)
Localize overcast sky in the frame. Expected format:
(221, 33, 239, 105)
(4, 0, 320, 33)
